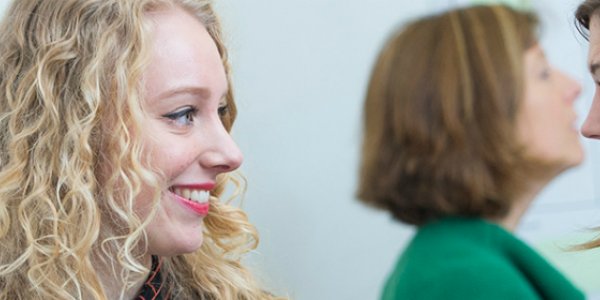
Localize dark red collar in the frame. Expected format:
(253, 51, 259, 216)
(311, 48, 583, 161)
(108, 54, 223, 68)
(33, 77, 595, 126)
(136, 256, 169, 300)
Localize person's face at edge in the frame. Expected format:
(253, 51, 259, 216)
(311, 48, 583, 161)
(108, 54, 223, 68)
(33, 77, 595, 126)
(583, 14, 600, 139)
(518, 44, 583, 170)
(135, 5, 243, 257)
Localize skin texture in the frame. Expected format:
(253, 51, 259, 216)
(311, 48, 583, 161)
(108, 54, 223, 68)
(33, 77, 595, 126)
(137, 5, 243, 257)
(583, 14, 600, 139)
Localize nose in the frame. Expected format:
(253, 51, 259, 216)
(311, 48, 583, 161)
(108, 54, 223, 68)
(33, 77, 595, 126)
(200, 122, 243, 173)
(582, 90, 600, 139)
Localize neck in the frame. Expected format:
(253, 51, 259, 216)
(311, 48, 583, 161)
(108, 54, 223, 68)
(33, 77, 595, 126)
(94, 252, 152, 299)
(494, 179, 548, 232)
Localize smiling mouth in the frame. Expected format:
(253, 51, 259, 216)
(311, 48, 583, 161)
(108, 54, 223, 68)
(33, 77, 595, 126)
(170, 187, 210, 204)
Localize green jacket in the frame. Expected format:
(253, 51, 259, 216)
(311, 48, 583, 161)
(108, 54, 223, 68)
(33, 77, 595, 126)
(382, 218, 585, 300)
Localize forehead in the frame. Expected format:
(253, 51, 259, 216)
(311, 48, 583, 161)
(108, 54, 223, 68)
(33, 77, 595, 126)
(143, 6, 228, 103)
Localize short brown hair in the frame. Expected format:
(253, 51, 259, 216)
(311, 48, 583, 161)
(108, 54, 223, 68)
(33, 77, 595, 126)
(357, 5, 542, 225)
(576, 0, 600, 38)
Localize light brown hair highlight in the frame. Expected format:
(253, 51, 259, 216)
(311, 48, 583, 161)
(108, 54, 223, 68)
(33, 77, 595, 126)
(358, 5, 542, 226)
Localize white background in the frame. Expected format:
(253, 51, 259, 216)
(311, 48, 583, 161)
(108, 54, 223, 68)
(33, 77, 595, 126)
(2, 0, 600, 299)
(214, 0, 600, 299)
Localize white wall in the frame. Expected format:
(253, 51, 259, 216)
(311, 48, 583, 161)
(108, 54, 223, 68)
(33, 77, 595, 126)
(214, 0, 600, 299)
(0, 1, 9, 19)
(1, 0, 599, 299)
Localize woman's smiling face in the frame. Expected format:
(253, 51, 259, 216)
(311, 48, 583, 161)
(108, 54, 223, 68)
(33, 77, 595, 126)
(136, 5, 242, 256)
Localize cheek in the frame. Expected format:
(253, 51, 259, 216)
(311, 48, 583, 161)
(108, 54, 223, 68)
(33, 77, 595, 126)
(147, 144, 197, 180)
(520, 113, 572, 163)
(517, 107, 557, 154)
(133, 185, 155, 219)
(529, 113, 559, 144)
(519, 89, 562, 141)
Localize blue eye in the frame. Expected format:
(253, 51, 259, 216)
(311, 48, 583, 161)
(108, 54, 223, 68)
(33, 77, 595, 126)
(163, 107, 197, 126)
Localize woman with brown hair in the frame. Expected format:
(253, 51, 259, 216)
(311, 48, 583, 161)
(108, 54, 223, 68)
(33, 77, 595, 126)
(359, 4, 584, 299)
(0, 0, 283, 299)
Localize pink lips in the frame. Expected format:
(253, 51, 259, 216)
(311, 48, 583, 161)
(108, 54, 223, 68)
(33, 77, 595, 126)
(175, 194, 209, 216)
(171, 182, 215, 217)
(176, 183, 216, 190)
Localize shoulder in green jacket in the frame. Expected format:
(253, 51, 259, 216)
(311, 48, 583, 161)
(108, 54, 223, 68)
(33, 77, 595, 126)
(381, 217, 584, 300)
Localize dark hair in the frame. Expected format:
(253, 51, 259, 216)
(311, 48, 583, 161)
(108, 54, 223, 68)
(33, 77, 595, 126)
(575, 0, 600, 38)
(357, 5, 543, 226)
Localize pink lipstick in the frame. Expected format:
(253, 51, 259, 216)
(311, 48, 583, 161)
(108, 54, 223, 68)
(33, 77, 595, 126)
(170, 182, 215, 216)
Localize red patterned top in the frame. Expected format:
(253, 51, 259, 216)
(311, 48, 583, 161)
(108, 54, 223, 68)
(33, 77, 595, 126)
(136, 256, 170, 300)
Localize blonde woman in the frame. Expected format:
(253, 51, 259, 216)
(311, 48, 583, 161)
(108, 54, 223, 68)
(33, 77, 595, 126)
(359, 5, 584, 300)
(0, 0, 281, 299)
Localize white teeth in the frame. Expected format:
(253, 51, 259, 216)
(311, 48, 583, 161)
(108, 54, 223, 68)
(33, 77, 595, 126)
(190, 190, 209, 203)
(182, 189, 191, 200)
(172, 187, 210, 203)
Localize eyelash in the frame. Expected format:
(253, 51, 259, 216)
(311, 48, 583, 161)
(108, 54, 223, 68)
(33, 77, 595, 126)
(163, 107, 198, 127)
(218, 104, 229, 117)
(162, 104, 229, 126)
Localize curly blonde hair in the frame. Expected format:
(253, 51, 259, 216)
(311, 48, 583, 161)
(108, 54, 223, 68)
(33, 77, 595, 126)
(0, 0, 281, 299)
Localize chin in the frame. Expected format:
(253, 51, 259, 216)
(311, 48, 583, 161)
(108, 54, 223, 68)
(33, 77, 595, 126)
(148, 230, 205, 257)
(567, 146, 585, 168)
(172, 239, 204, 256)
(554, 150, 584, 175)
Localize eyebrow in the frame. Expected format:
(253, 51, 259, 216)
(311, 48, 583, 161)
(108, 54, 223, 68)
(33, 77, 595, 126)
(158, 86, 211, 100)
(157, 86, 228, 102)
